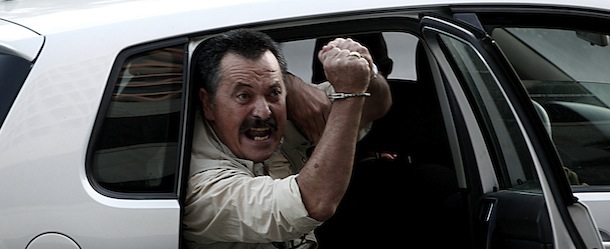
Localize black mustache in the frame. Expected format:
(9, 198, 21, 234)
(240, 117, 278, 133)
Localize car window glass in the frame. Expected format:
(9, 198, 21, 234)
(0, 54, 31, 129)
(439, 33, 541, 192)
(507, 28, 610, 84)
(281, 32, 418, 82)
(494, 27, 610, 186)
(282, 39, 316, 82)
(382, 32, 418, 81)
(90, 45, 184, 195)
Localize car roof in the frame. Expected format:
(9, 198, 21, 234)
(2, 0, 610, 36)
(2, 0, 609, 62)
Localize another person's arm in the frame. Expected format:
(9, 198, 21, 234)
(284, 73, 330, 144)
(285, 41, 391, 143)
(361, 74, 391, 124)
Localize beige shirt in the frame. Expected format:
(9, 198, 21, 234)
(183, 114, 321, 249)
(183, 82, 369, 249)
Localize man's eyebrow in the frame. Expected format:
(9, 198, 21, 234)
(234, 82, 253, 88)
(231, 79, 282, 90)
(269, 81, 282, 88)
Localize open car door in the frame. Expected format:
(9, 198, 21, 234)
(419, 13, 603, 249)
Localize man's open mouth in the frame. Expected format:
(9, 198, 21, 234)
(246, 127, 271, 141)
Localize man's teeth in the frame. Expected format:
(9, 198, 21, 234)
(254, 135, 269, 141)
(251, 127, 270, 141)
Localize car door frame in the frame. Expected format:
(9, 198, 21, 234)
(419, 12, 603, 249)
(455, 8, 610, 248)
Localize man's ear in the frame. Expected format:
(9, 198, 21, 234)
(199, 88, 215, 121)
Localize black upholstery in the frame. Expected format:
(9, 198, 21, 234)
(355, 41, 452, 167)
(314, 41, 469, 248)
(314, 159, 465, 248)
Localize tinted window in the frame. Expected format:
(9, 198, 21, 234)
(89, 44, 185, 195)
(440, 33, 541, 191)
(282, 32, 419, 82)
(494, 27, 610, 186)
(0, 54, 31, 128)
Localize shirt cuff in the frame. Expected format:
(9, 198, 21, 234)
(276, 175, 323, 231)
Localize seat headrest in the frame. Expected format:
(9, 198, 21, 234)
(532, 100, 552, 137)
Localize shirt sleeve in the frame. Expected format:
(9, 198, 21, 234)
(182, 168, 322, 244)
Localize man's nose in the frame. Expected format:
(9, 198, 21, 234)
(252, 98, 272, 120)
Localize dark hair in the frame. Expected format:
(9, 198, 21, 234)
(193, 28, 288, 99)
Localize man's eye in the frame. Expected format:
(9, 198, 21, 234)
(237, 92, 250, 101)
(270, 89, 282, 97)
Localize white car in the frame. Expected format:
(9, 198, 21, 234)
(2, 0, 610, 248)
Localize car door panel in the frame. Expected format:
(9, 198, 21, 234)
(478, 191, 552, 249)
(466, 10, 610, 248)
(420, 13, 603, 249)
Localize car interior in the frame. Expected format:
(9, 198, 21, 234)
(492, 25, 610, 187)
(280, 30, 471, 248)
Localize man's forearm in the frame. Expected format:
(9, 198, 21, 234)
(296, 96, 366, 221)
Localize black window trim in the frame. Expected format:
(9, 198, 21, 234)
(86, 37, 189, 200)
(0, 54, 33, 129)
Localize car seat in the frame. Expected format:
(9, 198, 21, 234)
(532, 100, 552, 137)
(314, 38, 469, 248)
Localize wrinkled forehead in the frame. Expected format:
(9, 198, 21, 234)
(222, 50, 280, 67)
(219, 51, 283, 82)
